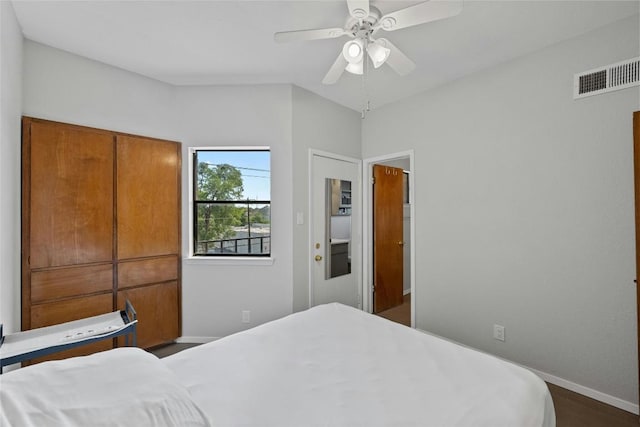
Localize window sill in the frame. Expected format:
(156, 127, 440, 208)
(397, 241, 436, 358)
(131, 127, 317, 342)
(184, 256, 275, 266)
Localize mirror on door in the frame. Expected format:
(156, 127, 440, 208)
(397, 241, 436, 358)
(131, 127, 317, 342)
(325, 178, 351, 279)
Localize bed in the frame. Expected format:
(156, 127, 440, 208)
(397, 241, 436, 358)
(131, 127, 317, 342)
(0, 303, 555, 426)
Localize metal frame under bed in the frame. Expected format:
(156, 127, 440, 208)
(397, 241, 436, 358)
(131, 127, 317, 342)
(0, 300, 137, 373)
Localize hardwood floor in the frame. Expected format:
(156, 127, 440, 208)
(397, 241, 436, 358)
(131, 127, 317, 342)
(149, 342, 199, 358)
(376, 292, 411, 326)
(375, 294, 638, 426)
(548, 383, 637, 427)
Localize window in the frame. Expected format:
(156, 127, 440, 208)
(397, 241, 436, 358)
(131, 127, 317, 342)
(192, 148, 270, 257)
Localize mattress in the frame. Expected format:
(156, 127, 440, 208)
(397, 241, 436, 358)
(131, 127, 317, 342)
(164, 303, 555, 427)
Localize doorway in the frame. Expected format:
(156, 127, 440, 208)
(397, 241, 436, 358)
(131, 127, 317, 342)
(363, 151, 415, 328)
(309, 150, 362, 308)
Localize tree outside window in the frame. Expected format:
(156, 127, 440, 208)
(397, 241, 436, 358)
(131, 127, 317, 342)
(193, 149, 270, 256)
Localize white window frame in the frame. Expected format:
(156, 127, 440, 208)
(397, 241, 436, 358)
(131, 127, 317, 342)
(185, 146, 274, 266)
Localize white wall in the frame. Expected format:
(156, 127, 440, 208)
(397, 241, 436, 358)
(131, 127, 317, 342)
(291, 86, 361, 312)
(176, 85, 294, 338)
(0, 1, 23, 335)
(23, 41, 177, 139)
(363, 14, 640, 406)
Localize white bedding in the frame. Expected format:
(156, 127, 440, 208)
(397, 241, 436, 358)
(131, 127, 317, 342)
(0, 347, 210, 427)
(164, 303, 555, 427)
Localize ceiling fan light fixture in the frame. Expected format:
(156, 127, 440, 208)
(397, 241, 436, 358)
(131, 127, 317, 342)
(275, 0, 464, 87)
(342, 39, 364, 64)
(348, 43, 361, 57)
(367, 41, 391, 68)
(345, 61, 364, 75)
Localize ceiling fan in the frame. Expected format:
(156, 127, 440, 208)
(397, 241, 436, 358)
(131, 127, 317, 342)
(274, 0, 462, 84)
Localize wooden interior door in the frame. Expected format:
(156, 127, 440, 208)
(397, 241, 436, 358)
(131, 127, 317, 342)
(633, 110, 640, 409)
(373, 164, 404, 313)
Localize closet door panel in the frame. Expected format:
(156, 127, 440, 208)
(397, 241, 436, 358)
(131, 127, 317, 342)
(28, 121, 114, 269)
(31, 264, 113, 303)
(117, 282, 179, 348)
(30, 293, 114, 329)
(118, 256, 178, 289)
(29, 293, 115, 363)
(117, 136, 180, 260)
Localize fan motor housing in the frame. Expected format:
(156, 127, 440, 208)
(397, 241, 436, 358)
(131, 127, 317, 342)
(345, 5, 381, 36)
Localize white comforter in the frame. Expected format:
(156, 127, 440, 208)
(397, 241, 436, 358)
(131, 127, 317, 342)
(164, 303, 555, 427)
(0, 347, 210, 427)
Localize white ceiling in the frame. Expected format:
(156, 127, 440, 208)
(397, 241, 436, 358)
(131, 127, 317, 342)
(12, 0, 640, 111)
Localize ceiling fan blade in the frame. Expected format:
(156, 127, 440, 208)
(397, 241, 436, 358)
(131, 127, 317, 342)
(322, 53, 348, 85)
(376, 0, 462, 32)
(347, 0, 370, 20)
(274, 28, 347, 43)
(377, 38, 415, 76)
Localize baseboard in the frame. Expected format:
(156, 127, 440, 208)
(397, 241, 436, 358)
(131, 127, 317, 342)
(176, 336, 219, 344)
(528, 367, 639, 415)
(416, 328, 638, 415)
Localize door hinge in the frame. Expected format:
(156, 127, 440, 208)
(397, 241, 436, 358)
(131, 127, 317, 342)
(371, 176, 375, 185)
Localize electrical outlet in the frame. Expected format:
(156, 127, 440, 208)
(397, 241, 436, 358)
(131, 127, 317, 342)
(242, 310, 251, 323)
(493, 324, 505, 342)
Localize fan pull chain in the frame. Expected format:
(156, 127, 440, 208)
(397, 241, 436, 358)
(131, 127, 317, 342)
(361, 41, 371, 119)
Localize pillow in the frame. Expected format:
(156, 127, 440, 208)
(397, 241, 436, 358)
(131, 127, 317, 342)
(0, 347, 210, 427)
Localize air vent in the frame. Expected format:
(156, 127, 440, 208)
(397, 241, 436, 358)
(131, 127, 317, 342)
(574, 57, 640, 99)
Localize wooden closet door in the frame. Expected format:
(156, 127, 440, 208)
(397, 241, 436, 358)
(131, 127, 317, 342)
(116, 135, 181, 347)
(116, 136, 180, 260)
(22, 118, 182, 356)
(26, 120, 114, 269)
(23, 118, 116, 334)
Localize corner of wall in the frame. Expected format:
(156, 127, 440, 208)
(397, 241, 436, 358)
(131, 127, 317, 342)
(0, 0, 24, 334)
